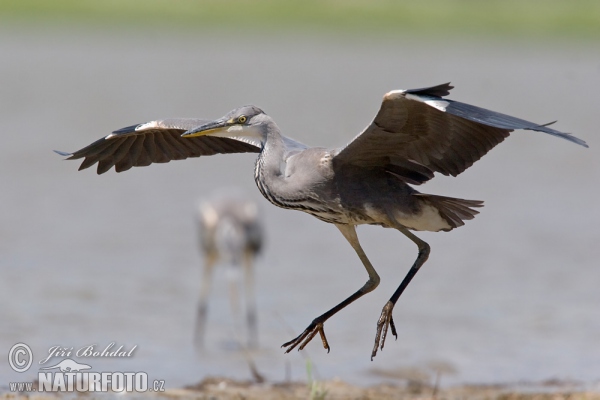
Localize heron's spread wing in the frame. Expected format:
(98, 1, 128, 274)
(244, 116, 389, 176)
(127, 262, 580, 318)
(333, 83, 587, 183)
(56, 118, 261, 174)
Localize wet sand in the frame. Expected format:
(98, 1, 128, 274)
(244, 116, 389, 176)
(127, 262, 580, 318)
(179, 378, 600, 400)
(4, 377, 600, 400)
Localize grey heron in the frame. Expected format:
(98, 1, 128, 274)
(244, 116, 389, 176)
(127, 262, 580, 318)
(56, 83, 588, 359)
(195, 191, 263, 349)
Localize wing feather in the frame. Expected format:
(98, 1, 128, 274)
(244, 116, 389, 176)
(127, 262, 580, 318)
(450, 122, 480, 165)
(78, 156, 100, 171)
(153, 131, 177, 161)
(333, 83, 587, 183)
(116, 135, 145, 172)
(134, 136, 153, 167)
(97, 136, 137, 174)
(115, 154, 134, 173)
(56, 118, 261, 174)
(77, 137, 128, 171)
(160, 132, 185, 158)
(144, 132, 161, 162)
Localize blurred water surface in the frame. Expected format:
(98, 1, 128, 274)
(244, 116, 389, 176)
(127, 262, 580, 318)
(0, 26, 599, 388)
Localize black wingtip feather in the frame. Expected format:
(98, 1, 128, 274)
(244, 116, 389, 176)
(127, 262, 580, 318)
(526, 127, 589, 148)
(444, 100, 589, 148)
(528, 121, 587, 147)
(405, 82, 454, 98)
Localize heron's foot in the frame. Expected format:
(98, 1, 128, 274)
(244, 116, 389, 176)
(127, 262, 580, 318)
(371, 301, 397, 360)
(282, 320, 330, 354)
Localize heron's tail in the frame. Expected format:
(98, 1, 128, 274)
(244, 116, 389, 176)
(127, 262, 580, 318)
(415, 194, 483, 231)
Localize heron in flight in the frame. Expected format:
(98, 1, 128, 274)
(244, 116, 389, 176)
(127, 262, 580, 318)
(56, 83, 588, 359)
(195, 191, 263, 349)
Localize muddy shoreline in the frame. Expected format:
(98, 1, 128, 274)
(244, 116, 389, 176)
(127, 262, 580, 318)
(4, 377, 599, 400)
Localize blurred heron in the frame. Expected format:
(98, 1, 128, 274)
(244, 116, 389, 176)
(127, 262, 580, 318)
(57, 83, 587, 359)
(195, 191, 263, 349)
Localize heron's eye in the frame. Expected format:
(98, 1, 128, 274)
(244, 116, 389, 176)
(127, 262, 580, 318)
(238, 115, 247, 124)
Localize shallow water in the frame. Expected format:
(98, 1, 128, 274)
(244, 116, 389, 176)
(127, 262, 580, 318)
(0, 25, 599, 389)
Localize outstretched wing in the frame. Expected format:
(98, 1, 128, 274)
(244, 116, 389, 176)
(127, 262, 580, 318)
(56, 118, 262, 174)
(333, 83, 587, 183)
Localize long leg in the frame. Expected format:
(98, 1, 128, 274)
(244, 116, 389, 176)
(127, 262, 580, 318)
(243, 249, 258, 348)
(194, 251, 218, 350)
(282, 224, 380, 353)
(371, 225, 430, 359)
(226, 264, 241, 321)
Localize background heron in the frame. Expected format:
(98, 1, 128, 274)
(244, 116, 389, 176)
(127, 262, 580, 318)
(56, 82, 587, 359)
(195, 190, 263, 350)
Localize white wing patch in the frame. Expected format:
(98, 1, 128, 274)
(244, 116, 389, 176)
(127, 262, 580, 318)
(105, 120, 160, 139)
(383, 89, 405, 100)
(135, 121, 160, 131)
(384, 90, 449, 112)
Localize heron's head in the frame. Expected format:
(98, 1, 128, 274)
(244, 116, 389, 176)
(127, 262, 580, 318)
(182, 106, 270, 141)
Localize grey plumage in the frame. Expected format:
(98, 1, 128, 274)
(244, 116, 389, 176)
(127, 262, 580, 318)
(57, 83, 587, 359)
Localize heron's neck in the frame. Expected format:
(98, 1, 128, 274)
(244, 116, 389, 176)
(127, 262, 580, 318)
(254, 123, 288, 205)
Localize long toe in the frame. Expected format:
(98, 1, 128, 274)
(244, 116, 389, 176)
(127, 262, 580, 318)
(371, 301, 395, 360)
(317, 324, 330, 352)
(282, 332, 307, 353)
(282, 322, 329, 353)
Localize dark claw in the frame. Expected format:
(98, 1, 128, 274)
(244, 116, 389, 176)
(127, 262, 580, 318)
(389, 315, 398, 339)
(282, 321, 330, 354)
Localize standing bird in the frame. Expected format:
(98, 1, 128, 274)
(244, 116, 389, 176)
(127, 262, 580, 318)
(195, 191, 263, 349)
(56, 83, 588, 359)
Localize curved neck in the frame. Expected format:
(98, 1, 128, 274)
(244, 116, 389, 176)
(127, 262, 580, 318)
(254, 122, 287, 204)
